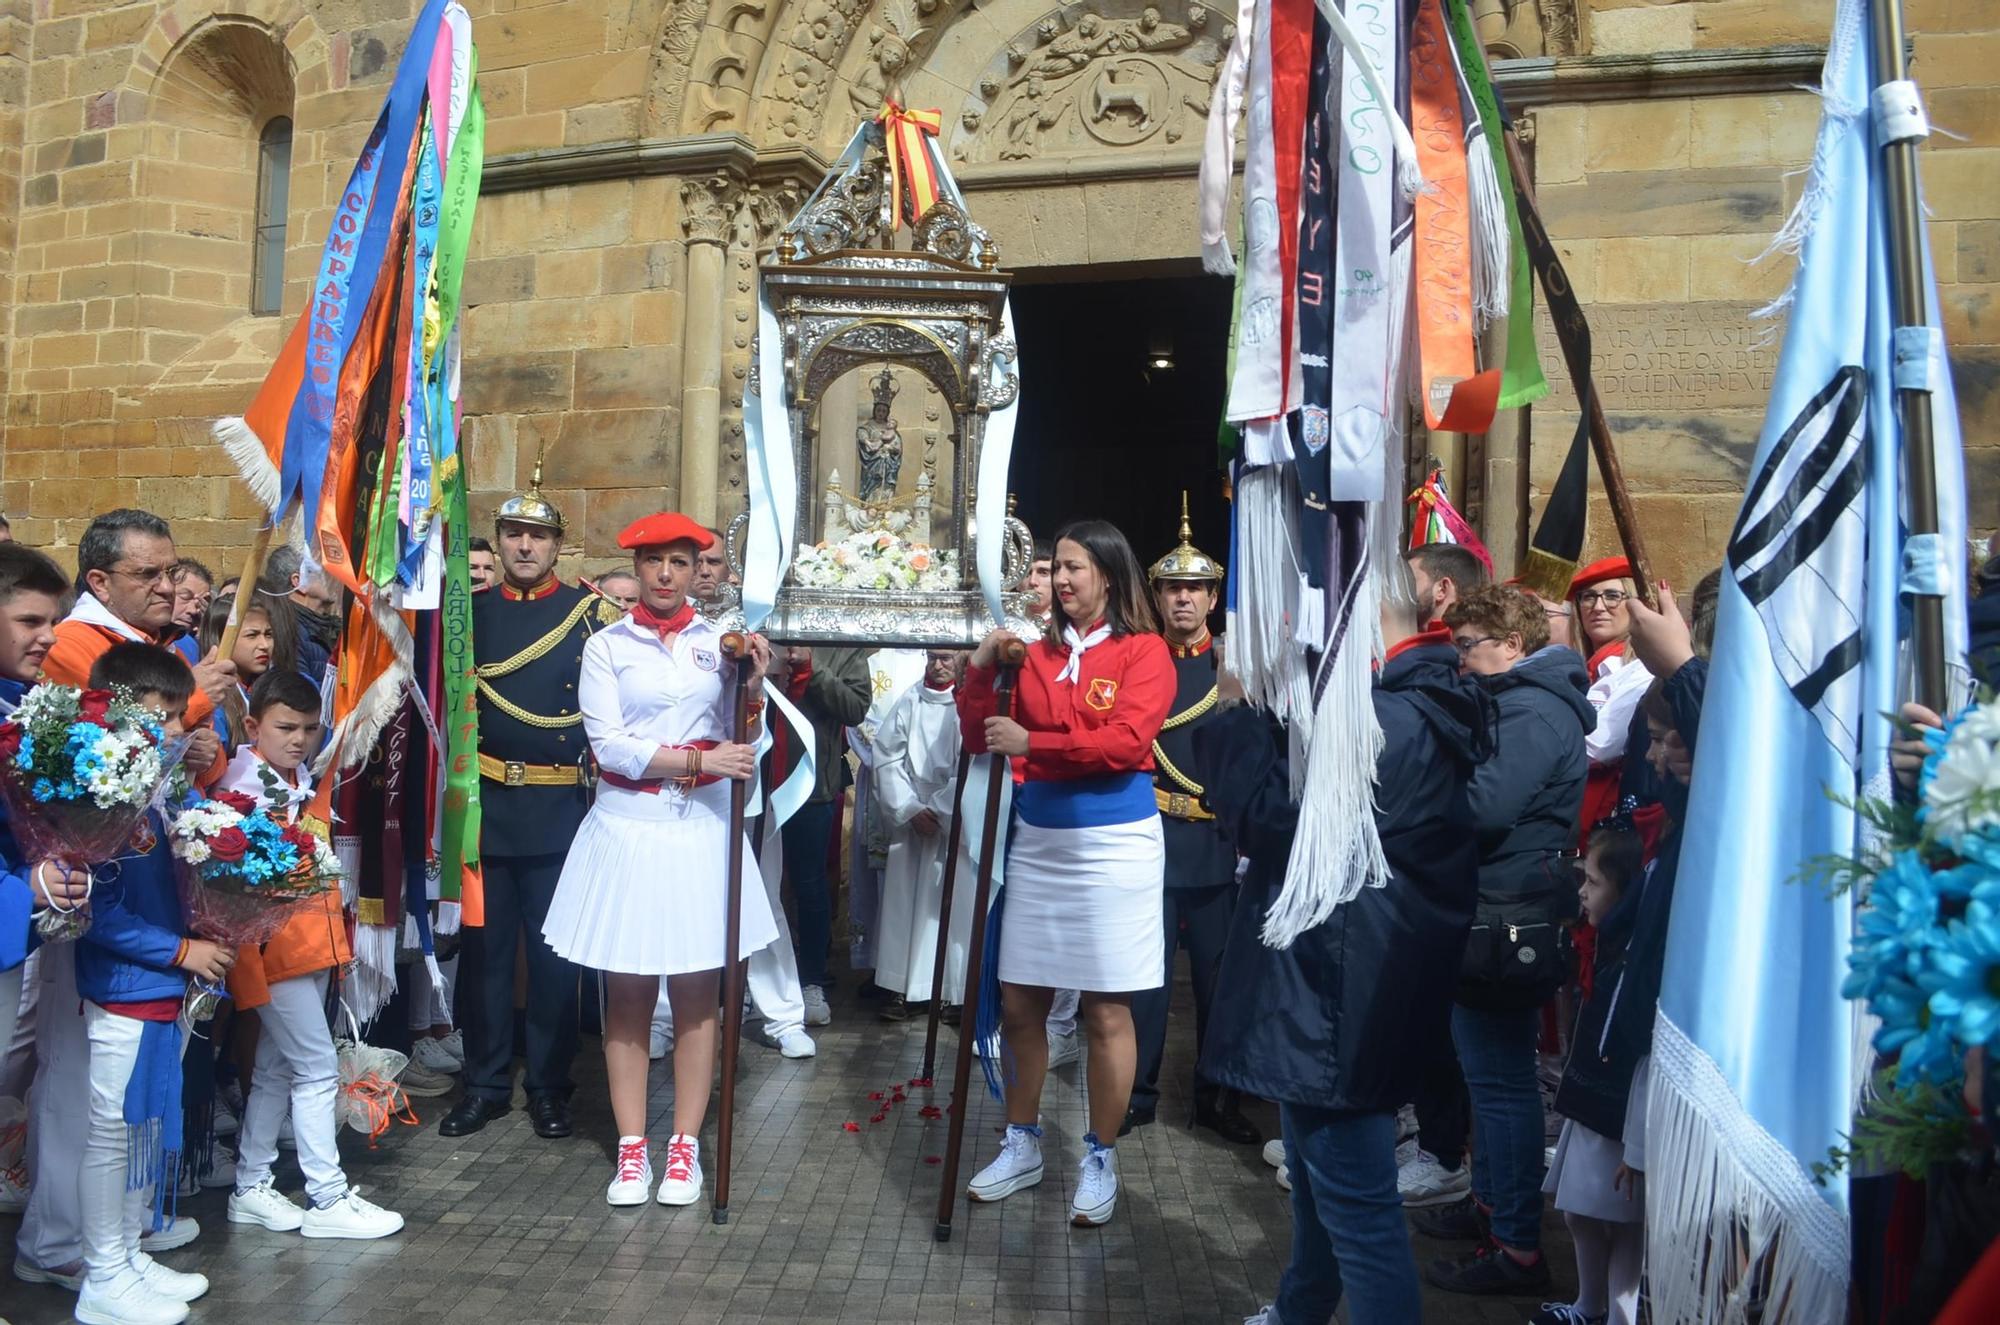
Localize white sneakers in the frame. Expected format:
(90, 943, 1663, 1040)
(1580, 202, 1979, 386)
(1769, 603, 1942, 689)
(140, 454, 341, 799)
(649, 1024, 674, 1060)
(1045, 1028, 1084, 1070)
(230, 1181, 403, 1239)
(74, 1267, 192, 1325)
(398, 1061, 456, 1098)
(967, 1124, 1044, 1202)
(607, 1138, 653, 1206)
(13, 1256, 84, 1291)
(801, 985, 832, 1026)
(1069, 1145, 1118, 1226)
(656, 1135, 702, 1206)
(228, 1179, 306, 1232)
(411, 1036, 463, 1075)
(1244, 1308, 1283, 1325)
(1397, 1148, 1472, 1207)
(302, 1190, 404, 1240)
(606, 1135, 705, 1207)
(130, 1253, 208, 1302)
(1262, 1136, 1292, 1192)
(1393, 1136, 1419, 1169)
(137, 1217, 199, 1254)
(765, 1026, 817, 1058)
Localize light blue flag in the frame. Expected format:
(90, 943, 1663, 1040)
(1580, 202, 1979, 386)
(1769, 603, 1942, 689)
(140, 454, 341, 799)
(1644, 1, 1970, 1320)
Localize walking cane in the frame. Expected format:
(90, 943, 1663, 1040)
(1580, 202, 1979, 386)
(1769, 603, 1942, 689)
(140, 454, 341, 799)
(935, 637, 1026, 1242)
(713, 631, 754, 1226)
(920, 747, 974, 1082)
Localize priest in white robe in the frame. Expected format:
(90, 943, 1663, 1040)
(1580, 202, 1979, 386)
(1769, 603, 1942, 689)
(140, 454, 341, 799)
(872, 649, 976, 1018)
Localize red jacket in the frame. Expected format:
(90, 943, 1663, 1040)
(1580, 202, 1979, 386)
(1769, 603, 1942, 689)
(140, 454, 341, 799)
(958, 630, 1174, 783)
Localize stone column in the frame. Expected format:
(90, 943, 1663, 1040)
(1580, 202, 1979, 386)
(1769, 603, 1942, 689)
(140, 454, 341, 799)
(678, 175, 735, 526)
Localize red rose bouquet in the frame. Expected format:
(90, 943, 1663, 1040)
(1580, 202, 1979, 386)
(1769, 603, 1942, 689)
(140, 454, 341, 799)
(168, 790, 341, 947)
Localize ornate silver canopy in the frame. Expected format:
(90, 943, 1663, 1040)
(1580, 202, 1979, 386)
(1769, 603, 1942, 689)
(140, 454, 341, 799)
(724, 125, 1038, 647)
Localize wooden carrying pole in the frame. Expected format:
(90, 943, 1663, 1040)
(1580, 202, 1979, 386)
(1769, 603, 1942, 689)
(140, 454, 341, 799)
(215, 520, 277, 659)
(712, 632, 754, 1225)
(1869, 0, 1949, 712)
(1501, 129, 1659, 610)
(934, 638, 1026, 1243)
(919, 747, 975, 1082)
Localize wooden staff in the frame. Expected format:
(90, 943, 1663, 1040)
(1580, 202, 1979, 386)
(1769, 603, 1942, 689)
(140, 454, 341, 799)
(934, 636, 1026, 1243)
(216, 520, 277, 659)
(919, 747, 974, 1082)
(1501, 128, 1659, 609)
(712, 631, 754, 1226)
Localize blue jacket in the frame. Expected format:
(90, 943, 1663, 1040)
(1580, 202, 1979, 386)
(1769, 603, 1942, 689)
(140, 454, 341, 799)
(0, 677, 34, 972)
(1196, 643, 1494, 1112)
(74, 810, 188, 1006)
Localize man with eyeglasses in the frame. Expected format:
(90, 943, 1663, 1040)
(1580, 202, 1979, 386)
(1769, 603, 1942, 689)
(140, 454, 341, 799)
(44, 510, 232, 753)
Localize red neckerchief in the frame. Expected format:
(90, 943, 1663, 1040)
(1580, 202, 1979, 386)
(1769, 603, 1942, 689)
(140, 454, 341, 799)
(499, 575, 559, 602)
(924, 679, 954, 691)
(630, 598, 696, 641)
(1586, 639, 1628, 676)
(1168, 629, 1212, 659)
(1385, 624, 1454, 664)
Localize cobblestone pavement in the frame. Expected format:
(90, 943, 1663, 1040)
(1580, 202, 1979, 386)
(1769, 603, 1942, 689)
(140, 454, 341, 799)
(4, 969, 1572, 1324)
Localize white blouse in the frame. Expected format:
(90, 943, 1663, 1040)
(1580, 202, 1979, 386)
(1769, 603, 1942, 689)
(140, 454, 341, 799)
(578, 614, 735, 781)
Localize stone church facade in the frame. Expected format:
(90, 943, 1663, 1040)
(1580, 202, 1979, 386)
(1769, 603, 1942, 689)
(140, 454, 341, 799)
(0, 0, 1993, 584)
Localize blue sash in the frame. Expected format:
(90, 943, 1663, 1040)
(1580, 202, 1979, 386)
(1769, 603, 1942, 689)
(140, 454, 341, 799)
(1014, 771, 1155, 830)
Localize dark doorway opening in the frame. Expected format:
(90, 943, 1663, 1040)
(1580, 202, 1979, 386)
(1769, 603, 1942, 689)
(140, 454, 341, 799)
(1009, 272, 1234, 578)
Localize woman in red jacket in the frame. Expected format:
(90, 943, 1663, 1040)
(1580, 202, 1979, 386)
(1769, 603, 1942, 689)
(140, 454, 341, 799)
(957, 519, 1174, 1227)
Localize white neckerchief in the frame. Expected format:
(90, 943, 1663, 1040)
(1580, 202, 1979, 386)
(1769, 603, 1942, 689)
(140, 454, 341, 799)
(1055, 623, 1112, 685)
(65, 590, 152, 643)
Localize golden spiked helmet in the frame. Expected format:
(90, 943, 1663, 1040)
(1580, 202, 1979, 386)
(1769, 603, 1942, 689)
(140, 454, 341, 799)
(1149, 492, 1224, 584)
(495, 452, 564, 534)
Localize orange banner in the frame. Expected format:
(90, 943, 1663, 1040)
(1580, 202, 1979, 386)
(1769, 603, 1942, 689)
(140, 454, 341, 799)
(1409, 0, 1499, 434)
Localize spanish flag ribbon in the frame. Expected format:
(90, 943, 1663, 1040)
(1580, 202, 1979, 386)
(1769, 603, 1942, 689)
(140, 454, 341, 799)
(875, 100, 944, 227)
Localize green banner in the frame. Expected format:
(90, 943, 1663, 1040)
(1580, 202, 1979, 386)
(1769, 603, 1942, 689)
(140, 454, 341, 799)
(1445, 0, 1548, 412)
(438, 452, 480, 899)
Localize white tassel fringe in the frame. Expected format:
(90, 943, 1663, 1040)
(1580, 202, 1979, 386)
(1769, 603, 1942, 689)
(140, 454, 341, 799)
(434, 900, 462, 937)
(212, 416, 281, 515)
(1465, 132, 1511, 328)
(1225, 465, 1314, 732)
(1645, 1012, 1850, 1325)
(1263, 567, 1387, 950)
(348, 924, 398, 1025)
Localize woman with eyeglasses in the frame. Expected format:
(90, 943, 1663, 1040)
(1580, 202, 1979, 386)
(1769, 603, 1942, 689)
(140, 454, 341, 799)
(1567, 558, 1653, 844)
(1420, 584, 1596, 1295)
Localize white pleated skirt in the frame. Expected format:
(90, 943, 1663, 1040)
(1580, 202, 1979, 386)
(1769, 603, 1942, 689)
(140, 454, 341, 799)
(542, 781, 779, 976)
(998, 802, 1164, 993)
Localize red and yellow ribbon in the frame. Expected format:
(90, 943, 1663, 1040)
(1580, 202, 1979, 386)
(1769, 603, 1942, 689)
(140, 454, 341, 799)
(876, 100, 944, 227)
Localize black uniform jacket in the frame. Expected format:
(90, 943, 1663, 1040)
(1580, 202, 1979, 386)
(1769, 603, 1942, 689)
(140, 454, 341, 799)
(472, 581, 614, 858)
(1155, 643, 1236, 891)
(1195, 642, 1493, 1113)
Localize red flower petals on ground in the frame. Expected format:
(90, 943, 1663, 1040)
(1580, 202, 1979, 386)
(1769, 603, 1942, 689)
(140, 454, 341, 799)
(923, 1156, 941, 1165)
(842, 1121, 860, 1133)
(918, 1104, 942, 1119)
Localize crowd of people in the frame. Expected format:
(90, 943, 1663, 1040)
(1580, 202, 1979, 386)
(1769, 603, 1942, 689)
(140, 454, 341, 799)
(1, 482, 1993, 1325)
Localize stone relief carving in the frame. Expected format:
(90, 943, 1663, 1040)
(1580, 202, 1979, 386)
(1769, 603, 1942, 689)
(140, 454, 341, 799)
(681, 175, 740, 244)
(949, 3, 1230, 163)
(1535, 0, 1584, 56)
(849, 0, 928, 114)
(643, 0, 708, 135)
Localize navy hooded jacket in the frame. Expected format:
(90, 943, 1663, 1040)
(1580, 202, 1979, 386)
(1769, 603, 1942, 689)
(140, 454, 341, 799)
(1194, 641, 1492, 1113)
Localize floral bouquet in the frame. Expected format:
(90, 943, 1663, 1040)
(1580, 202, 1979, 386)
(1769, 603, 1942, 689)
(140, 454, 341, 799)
(168, 789, 341, 950)
(1821, 693, 2000, 1177)
(0, 684, 178, 941)
(793, 530, 960, 593)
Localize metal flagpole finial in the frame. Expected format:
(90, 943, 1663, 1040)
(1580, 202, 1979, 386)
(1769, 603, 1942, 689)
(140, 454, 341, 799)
(1178, 490, 1192, 544)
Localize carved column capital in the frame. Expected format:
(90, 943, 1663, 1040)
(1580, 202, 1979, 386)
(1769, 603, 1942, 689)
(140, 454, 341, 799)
(745, 183, 802, 251)
(681, 174, 738, 245)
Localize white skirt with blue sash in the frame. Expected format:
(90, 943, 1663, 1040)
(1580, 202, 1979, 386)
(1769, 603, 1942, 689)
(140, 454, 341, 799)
(997, 772, 1164, 992)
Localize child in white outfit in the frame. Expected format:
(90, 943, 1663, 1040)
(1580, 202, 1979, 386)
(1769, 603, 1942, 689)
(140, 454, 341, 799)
(220, 671, 402, 1241)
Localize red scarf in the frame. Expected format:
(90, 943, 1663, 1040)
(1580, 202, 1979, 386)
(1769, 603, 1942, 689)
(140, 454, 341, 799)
(631, 598, 696, 641)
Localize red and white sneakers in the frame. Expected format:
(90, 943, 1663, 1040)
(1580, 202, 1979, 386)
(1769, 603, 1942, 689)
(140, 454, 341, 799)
(606, 1137, 653, 1207)
(655, 1134, 703, 1206)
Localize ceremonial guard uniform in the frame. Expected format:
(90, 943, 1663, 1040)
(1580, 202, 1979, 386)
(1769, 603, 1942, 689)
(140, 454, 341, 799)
(1128, 514, 1259, 1143)
(444, 470, 620, 1140)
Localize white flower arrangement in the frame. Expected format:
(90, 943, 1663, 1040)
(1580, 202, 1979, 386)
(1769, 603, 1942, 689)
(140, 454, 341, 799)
(792, 529, 959, 593)
(1921, 695, 2000, 849)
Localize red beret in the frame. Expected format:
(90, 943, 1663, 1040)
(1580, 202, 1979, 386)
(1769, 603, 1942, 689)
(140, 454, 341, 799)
(1568, 556, 1634, 599)
(616, 513, 714, 551)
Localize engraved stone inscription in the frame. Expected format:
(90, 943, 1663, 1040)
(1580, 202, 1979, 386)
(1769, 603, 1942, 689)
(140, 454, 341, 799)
(1533, 303, 1778, 413)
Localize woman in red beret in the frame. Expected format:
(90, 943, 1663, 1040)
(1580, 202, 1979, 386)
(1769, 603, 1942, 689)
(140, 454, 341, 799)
(1568, 557, 1653, 839)
(541, 512, 777, 1209)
